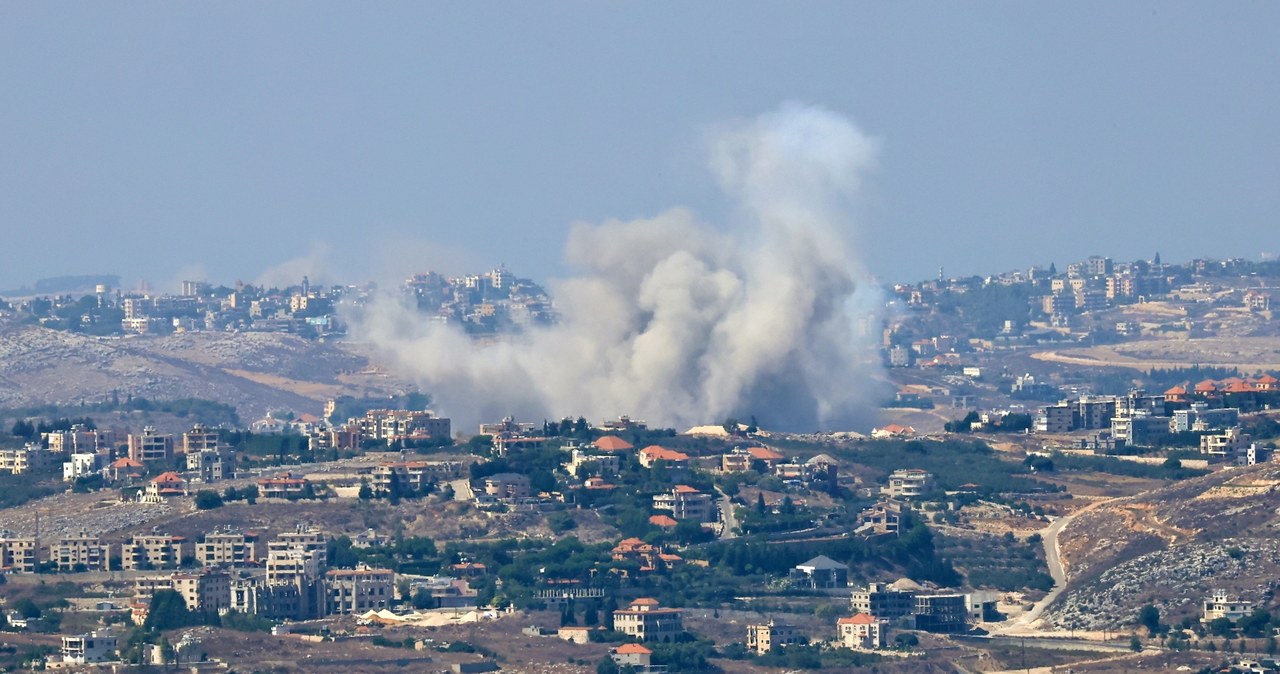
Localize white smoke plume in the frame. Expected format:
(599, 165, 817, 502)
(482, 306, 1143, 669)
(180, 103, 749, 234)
(350, 103, 887, 433)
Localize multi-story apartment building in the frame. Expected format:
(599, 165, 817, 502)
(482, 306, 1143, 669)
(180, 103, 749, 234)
(1201, 427, 1250, 456)
(0, 535, 38, 573)
(882, 470, 934, 499)
(612, 598, 684, 643)
(51, 533, 111, 572)
(324, 566, 395, 615)
(170, 570, 231, 613)
(128, 427, 174, 464)
(652, 485, 715, 522)
(196, 531, 260, 567)
(186, 446, 235, 482)
(358, 410, 451, 444)
(851, 583, 917, 619)
(182, 424, 220, 455)
(268, 527, 329, 557)
(0, 444, 60, 475)
(123, 534, 187, 570)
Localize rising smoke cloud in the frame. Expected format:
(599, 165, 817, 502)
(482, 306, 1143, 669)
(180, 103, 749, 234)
(350, 103, 887, 433)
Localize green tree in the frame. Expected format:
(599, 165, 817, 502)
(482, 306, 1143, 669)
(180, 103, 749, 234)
(143, 589, 202, 631)
(193, 490, 223, 510)
(1138, 604, 1161, 636)
(1129, 635, 1142, 652)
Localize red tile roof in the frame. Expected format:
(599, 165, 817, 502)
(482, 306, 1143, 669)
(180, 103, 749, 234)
(747, 447, 785, 461)
(594, 436, 634, 452)
(648, 515, 678, 528)
(615, 644, 653, 654)
(838, 613, 878, 625)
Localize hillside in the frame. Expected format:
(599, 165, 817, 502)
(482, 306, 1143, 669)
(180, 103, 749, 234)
(0, 322, 405, 420)
(1047, 461, 1280, 630)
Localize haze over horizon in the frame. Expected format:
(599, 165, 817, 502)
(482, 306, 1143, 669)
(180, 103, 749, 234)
(3, 3, 1279, 293)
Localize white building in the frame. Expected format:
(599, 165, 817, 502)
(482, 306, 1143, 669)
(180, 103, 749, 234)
(62, 630, 118, 663)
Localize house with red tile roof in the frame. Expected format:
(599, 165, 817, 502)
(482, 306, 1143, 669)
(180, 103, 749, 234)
(837, 613, 887, 650)
(593, 436, 634, 452)
(611, 643, 653, 668)
(638, 445, 689, 468)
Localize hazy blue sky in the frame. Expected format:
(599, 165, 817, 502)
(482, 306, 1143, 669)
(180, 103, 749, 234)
(2, 3, 1278, 293)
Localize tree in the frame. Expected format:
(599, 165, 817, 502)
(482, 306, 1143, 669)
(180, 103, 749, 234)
(755, 492, 766, 515)
(193, 490, 223, 510)
(358, 482, 374, 500)
(144, 589, 202, 631)
(1129, 635, 1142, 652)
(1138, 604, 1161, 636)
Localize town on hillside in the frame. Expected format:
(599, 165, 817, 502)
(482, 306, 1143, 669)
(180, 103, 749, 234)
(3, 254, 1280, 674)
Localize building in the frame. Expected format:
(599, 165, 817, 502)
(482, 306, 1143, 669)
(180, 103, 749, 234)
(63, 452, 104, 481)
(1238, 443, 1273, 467)
(855, 501, 903, 536)
(1203, 589, 1253, 623)
(257, 473, 311, 499)
(791, 555, 849, 589)
(882, 469, 934, 499)
(652, 485, 715, 523)
(746, 621, 804, 655)
(851, 582, 917, 620)
(0, 444, 60, 475)
(61, 630, 118, 664)
(482, 472, 532, 499)
(637, 445, 690, 468)
(196, 531, 260, 567)
(325, 566, 395, 615)
(269, 526, 330, 557)
(612, 598, 684, 643)
(141, 472, 188, 502)
(359, 409, 452, 444)
(837, 614, 887, 650)
(123, 534, 187, 570)
(0, 535, 38, 573)
(170, 570, 231, 613)
(263, 549, 326, 620)
(1201, 427, 1250, 457)
(182, 424, 221, 455)
(611, 643, 653, 669)
(51, 532, 111, 572)
(913, 593, 970, 633)
(128, 427, 175, 464)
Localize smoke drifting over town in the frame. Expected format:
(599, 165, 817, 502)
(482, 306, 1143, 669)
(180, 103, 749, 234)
(351, 104, 886, 432)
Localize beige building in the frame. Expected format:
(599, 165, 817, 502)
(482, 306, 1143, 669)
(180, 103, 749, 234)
(196, 531, 260, 567)
(837, 613, 887, 650)
(51, 533, 112, 572)
(652, 485, 715, 522)
(324, 566, 395, 615)
(882, 469, 934, 499)
(171, 570, 231, 613)
(128, 427, 174, 464)
(0, 536, 38, 573)
(746, 621, 804, 655)
(134, 570, 230, 613)
(612, 598, 684, 643)
(0, 444, 60, 475)
(123, 534, 187, 570)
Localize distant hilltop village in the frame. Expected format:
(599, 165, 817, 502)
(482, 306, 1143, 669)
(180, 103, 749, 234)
(0, 265, 555, 339)
(882, 253, 1279, 367)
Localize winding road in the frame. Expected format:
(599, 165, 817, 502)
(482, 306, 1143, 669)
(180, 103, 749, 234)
(996, 496, 1119, 635)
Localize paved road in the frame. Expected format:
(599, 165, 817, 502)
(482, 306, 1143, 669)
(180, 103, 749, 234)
(716, 486, 738, 539)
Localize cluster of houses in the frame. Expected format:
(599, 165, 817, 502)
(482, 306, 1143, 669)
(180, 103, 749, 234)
(1034, 377, 1280, 460)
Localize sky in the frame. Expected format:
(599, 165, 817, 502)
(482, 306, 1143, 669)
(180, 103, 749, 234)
(2, 2, 1278, 294)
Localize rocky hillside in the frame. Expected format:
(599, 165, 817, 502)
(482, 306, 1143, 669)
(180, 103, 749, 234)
(1047, 461, 1280, 630)
(0, 322, 405, 420)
